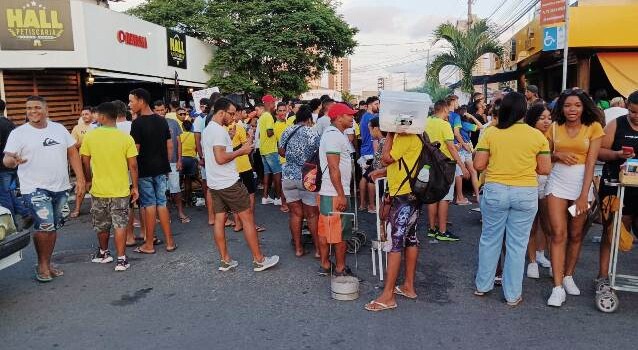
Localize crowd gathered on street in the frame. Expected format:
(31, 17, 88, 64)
(1, 83, 637, 312)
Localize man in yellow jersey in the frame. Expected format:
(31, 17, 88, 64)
(274, 102, 291, 212)
(258, 95, 283, 206)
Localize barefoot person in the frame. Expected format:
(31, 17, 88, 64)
(3, 96, 86, 282)
(203, 97, 279, 272)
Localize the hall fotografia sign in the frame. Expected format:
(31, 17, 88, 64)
(0, 0, 74, 51)
(167, 29, 187, 69)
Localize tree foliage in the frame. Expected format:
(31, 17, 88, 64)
(128, 0, 358, 98)
(426, 19, 503, 93)
(408, 79, 452, 102)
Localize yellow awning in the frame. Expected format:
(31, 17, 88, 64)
(598, 52, 638, 98)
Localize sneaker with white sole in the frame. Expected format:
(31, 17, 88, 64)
(219, 259, 239, 271)
(527, 262, 540, 279)
(114, 258, 130, 272)
(562, 275, 581, 295)
(91, 249, 114, 263)
(261, 197, 274, 205)
(253, 255, 279, 272)
(536, 251, 551, 268)
(547, 286, 566, 307)
(272, 198, 282, 206)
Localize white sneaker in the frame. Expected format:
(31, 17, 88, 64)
(527, 262, 540, 279)
(272, 198, 282, 206)
(547, 286, 566, 307)
(536, 251, 551, 268)
(219, 259, 239, 272)
(253, 255, 279, 272)
(549, 266, 553, 278)
(261, 197, 273, 205)
(562, 275, 581, 295)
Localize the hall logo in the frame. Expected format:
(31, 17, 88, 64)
(0, 0, 74, 50)
(167, 29, 187, 69)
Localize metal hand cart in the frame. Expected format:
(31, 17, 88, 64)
(371, 177, 388, 281)
(595, 180, 638, 313)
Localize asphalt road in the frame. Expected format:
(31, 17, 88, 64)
(1, 198, 637, 350)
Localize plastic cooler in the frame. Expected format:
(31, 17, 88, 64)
(379, 91, 432, 134)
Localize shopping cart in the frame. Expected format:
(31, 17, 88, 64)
(595, 180, 638, 313)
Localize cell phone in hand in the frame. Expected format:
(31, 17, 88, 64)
(568, 203, 591, 217)
(622, 146, 633, 155)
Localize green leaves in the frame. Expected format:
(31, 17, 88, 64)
(427, 19, 504, 93)
(128, 0, 357, 98)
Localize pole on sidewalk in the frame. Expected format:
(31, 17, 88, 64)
(561, 0, 570, 91)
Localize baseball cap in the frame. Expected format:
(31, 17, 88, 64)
(526, 85, 539, 94)
(327, 103, 357, 119)
(262, 94, 276, 104)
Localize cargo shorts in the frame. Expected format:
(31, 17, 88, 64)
(90, 197, 130, 233)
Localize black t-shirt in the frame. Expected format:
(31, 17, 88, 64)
(0, 117, 16, 172)
(130, 114, 172, 178)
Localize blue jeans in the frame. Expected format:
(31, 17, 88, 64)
(0, 171, 30, 218)
(139, 175, 168, 208)
(23, 189, 69, 232)
(261, 153, 282, 174)
(475, 183, 538, 302)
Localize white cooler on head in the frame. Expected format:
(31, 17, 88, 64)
(0, 206, 17, 241)
(379, 91, 432, 134)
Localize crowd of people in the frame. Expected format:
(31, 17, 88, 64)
(0, 83, 635, 311)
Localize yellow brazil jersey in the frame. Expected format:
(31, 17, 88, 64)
(387, 134, 422, 196)
(274, 120, 289, 164)
(179, 131, 197, 158)
(229, 123, 253, 173)
(424, 116, 454, 160)
(258, 112, 277, 155)
(476, 123, 550, 187)
(286, 115, 296, 126)
(79, 126, 138, 198)
(354, 120, 360, 137)
(546, 122, 605, 165)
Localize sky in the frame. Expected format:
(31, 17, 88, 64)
(109, 0, 538, 94)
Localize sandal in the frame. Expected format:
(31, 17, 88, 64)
(224, 221, 234, 227)
(133, 247, 156, 254)
(256, 225, 266, 233)
(455, 199, 472, 206)
(393, 286, 417, 299)
(152, 238, 163, 246)
(233, 227, 243, 232)
(179, 216, 191, 224)
(69, 211, 80, 218)
(49, 266, 64, 278)
(364, 300, 397, 312)
(34, 267, 52, 283)
(166, 245, 178, 252)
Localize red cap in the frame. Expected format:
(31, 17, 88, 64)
(262, 94, 276, 104)
(327, 103, 357, 119)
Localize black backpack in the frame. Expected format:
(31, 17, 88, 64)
(395, 133, 456, 204)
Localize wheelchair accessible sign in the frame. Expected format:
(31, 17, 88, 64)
(543, 25, 565, 51)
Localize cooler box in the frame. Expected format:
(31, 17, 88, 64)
(379, 91, 432, 134)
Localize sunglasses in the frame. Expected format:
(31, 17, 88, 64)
(561, 88, 586, 96)
(178, 112, 188, 116)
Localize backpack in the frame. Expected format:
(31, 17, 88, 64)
(302, 129, 336, 192)
(395, 133, 456, 204)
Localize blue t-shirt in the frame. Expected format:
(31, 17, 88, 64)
(359, 112, 376, 156)
(280, 125, 320, 181)
(448, 112, 476, 143)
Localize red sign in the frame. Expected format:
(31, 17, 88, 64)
(540, 0, 566, 26)
(117, 30, 148, 49)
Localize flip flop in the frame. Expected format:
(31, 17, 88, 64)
(133, 247, 156, 254)
(256, 226, 266, 233)
(455, 199, 472, 206)
(179, 216, 191, 224)
(152, 238, 163, 246)
(34, 267, 52, 283)
(224, 221, 234, 227)
(364, 300, 397, 312)
(280, 207, 290, 213)
(49, 267, 64, 278)
(233, 227, 243, 232)
(393, 286, 417, 299)
(69, 211, 80, 218)
(166, 245, 178, 252)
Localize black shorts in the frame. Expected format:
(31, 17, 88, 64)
(181, 157, 198, 177)
(600, 182, 638, 216)
(239, 170, 256, 194)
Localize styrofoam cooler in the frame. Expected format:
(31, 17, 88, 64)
(379, 91, 432, 134)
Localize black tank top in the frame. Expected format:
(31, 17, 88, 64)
(602, 115, 638, 181)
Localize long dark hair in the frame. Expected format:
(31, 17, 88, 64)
(525, 103, 549, 128)
(497, 92, 527, 129)
(551, 88, 604, 126)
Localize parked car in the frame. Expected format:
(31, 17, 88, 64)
(0, 207, 30, 271)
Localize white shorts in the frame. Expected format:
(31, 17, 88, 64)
(546, 163, 594, 201)
(459, 149, 472, 163)
(199, 165, 206, 180)
(443, 180, 455, 201)
(168, 163, 181, 194)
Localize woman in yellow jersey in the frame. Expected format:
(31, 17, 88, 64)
(524, 104, 554, 279)
(473, 93, 551, 306)
(179, 119, 204, 208)
(545, 89, 605, 307)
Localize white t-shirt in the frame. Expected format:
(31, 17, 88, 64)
(116, 120, 132, 135)
(4, 121, 76, 194)
(319, 126, 352, 196)
(314, 116, 331, 135)
(605, 107, 629, 125)
(193, 115, 206, 133)
(202, 120, 239, 190)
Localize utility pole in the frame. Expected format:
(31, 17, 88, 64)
(468, 0, 473, 28)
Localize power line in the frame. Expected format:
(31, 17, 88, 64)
(357, 40, 430, 47)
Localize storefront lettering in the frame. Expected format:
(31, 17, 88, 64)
(117, 30, 148, 49)
(1, 0, 73, 49)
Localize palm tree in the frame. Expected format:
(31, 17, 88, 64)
(427, 19, 504, 93)
(408, 79, 452, 102)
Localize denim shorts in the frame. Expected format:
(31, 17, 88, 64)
(282, 179, 317, 206)
(23, 188, 69, 232)
(262, 153, 282, 175)
(139, 175, 168, 208)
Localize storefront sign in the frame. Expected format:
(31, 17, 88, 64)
(543, 25, 565, 51)
(117, 30, 147, 49)
(0, 0, 74, 50)
(540, 0, 566, 26)
(167, 29, 187, 69)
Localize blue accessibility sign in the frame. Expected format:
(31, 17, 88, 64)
(543, 26, 565, 51)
